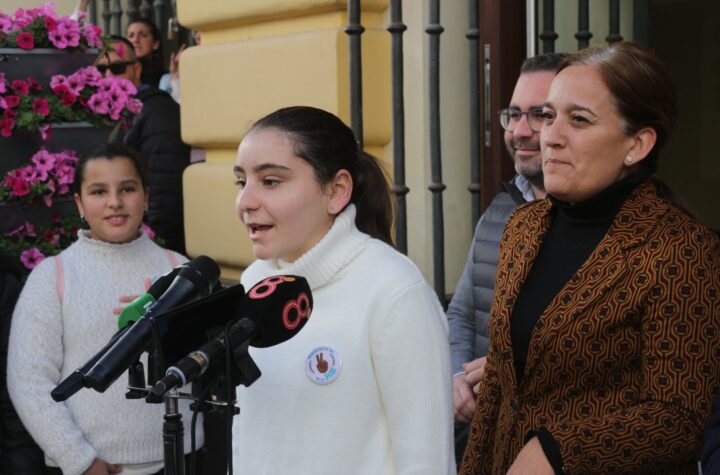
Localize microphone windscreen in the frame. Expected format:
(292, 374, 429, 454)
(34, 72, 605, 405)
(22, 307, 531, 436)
(238, 275, 313, 348)
(187, 255, 221, 289)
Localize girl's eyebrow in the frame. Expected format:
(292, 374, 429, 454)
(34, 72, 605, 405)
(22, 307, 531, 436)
(233, 163, 292, 174)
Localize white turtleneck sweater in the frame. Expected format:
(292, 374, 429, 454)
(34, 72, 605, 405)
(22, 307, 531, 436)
(232, 205, 454, 475)
(7, 231, 203, 475)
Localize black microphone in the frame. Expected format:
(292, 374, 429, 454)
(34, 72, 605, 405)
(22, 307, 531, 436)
(116, 266, 183, 329)
(51, 267, 184, 402)
(82, 256, 221, 393)
(151, 275, 312, 397)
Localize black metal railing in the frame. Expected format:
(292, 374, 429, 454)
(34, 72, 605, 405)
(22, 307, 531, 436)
(387, 0, 409, 254)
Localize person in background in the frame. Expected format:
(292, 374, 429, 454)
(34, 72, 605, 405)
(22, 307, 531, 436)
(97, 37, 191, 255)
(7, 143, 202, 475)
(459, 42, 720, 474)
(448, 52, 565, 464)
(127, 18, 166, 88)
(159, 30, 202, 104)
(74, 1, 165, 87)
(232, 106, 454, 474)
(0, 254, 45, 475)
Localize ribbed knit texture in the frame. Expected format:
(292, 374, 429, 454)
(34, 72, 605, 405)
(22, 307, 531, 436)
(7, 231, 202, 475)
(233, 205, 455, 475)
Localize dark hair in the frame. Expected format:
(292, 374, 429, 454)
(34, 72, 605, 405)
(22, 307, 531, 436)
(126, 19, 165, 85)
(74, 143, 147, 195)
(127, 18, 162, 48)
(100, 35, 137, 61)
(249, 106, 394, 246)
(557, 42, 677, 175)
(520, 52, 568, 74)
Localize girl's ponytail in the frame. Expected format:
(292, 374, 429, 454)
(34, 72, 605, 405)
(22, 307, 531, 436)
(352, 150, 393, 246)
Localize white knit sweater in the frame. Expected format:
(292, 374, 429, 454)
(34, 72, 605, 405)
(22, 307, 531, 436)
(232, 206, 454, 475)
(7, 231, 203, 475)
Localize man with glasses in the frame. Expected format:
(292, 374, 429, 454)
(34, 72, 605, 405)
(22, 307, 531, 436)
(447, 53, 566, 465)
(96, 36, 191, 255)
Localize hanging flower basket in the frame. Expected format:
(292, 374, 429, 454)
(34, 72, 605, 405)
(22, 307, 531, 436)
(0, 48, 99, 88)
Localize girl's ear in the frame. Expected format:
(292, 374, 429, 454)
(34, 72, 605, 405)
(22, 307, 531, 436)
(73, 192, 85, 219)
(327, 169, 353, 215)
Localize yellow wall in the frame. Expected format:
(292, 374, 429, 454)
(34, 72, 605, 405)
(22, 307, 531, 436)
(0, 0, 75, 15)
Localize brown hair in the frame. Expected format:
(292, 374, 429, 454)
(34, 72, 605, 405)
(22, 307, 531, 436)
(557, 42, 677, 175)
(249, 106, 394, 246)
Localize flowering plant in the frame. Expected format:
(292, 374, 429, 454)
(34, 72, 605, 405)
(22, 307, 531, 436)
(0, 148, 78, 207)
(0, 218, 161, 276)
(0, 67, 142, 138)
(0, 2, 105, 51)
(0, 215, 82, 273)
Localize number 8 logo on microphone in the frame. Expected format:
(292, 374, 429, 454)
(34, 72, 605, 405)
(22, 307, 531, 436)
(249, 276, 293, 299)
(282, 293, 311, 330)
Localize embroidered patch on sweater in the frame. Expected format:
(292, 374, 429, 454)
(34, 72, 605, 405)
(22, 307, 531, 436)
(305, 346, 342, 384)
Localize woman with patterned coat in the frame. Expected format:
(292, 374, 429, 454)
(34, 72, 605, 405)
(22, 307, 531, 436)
(459, 42, 720, 475)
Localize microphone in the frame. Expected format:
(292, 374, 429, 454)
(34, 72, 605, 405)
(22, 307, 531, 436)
(51, 325, 131, 402)
(52, 267, 184, 401)
(82, 256, 221, 393)
(151, 275, 312, 397)
(117, 266, 182, 329)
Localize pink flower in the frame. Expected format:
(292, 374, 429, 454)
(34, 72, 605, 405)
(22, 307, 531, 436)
(32, 98, 50, 116)
(79, 67, 102, 86)
(87, 93, 110, 115)
(3, 95, 20, 108)
(61, 92, 77, 106)
(27, 77, 41, 91)
(65, 73, 85, 94)
(0, 117, 14, 137)
(48, 26, 68, 49)
(45, 16, 57, 32)
(50, 75, 68, 90)
(32, 149, 56, 172)
(0, 13, 13, 33)
(11, 80, 29, 96)
(17, 165, 38, 182)
(83, 23, 103, 49)
(20, 248, 46, 270)
(55, 164, 75, 185)
(42, 230, 60, 246)
(9, 176, 30, 196)
(126, 98, 143, 114)
(13, 9, 33, 28)
(3, 109, 17, 120)
(111, 78, 136, 97)
(96, 78, 114, 94)
(16, 32, 34, 49)
(39, 124, 52, 141)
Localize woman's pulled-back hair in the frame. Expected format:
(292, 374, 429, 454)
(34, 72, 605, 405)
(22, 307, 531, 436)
(250, 106, 394, 246)
(557, 42, 677, 175)
(74, 142, 147, 195)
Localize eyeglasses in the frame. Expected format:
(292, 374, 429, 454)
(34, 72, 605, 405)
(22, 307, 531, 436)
(498, 107, 545, 133)
(96, 60, 136, 75)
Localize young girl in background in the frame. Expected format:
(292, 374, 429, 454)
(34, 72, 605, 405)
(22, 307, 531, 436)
(7, 143, 201, 475)
(232, 106, 454, 474)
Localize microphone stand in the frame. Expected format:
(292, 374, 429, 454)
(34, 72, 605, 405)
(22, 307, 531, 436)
(162, 389, 185, 475)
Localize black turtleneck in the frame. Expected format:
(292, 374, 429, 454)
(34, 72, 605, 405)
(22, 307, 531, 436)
(509, 171, 649, 386)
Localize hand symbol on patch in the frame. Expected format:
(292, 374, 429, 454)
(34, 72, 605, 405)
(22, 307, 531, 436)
(316, 353, 329, 373)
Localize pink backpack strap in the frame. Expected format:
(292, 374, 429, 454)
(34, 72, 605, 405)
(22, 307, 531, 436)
(165, 249, 179, 268)
(54, 255, 64, 303)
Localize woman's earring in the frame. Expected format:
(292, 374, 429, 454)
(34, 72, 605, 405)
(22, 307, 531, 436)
(625, 155, 633, 164)
(80, 215, 86, 221)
